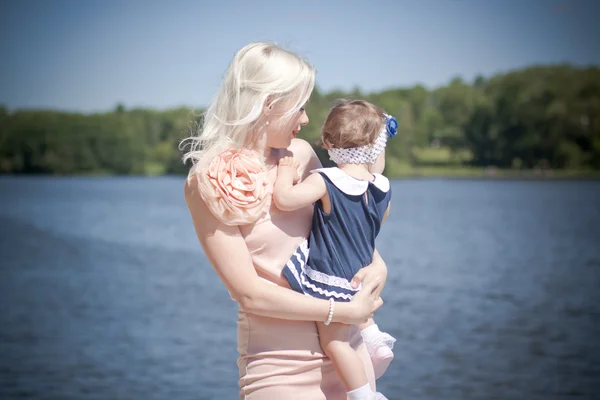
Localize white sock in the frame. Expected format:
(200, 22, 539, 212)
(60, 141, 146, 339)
(347, 383, 373, 400)
(361, 324, 381, 342)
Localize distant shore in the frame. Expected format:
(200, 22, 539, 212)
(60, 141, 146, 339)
(2, 167, 600, 180)
(386, 166, 600, 180)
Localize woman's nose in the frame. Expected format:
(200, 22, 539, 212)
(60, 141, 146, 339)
(299, 110, 309, 126)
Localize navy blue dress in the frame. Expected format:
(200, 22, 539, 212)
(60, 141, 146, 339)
(282, 167, 392, 302)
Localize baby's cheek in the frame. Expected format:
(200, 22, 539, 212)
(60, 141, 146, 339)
(370, 150, 386, 174)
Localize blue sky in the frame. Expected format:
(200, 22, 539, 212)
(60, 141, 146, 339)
(1, 0, 598, 113)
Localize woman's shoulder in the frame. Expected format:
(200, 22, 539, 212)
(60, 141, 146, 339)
(184, 148, 272, 226)
(183, 173, 211, 219)
(288, 138, 316, 162)
(183, 172, 201, 203)
(287, 138, 321, 177)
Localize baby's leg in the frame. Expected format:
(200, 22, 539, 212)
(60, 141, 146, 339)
(359, 318, 396, 379)
(317, 321, 368, 391)
(358, 317, 376, 331)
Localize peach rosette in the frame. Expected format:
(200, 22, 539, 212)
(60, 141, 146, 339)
(196, 148, 271, 226)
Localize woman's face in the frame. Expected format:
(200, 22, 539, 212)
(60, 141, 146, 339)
(265, 100, 309, 149)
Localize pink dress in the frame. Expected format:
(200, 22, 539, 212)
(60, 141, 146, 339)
(235, 154, 376, 399)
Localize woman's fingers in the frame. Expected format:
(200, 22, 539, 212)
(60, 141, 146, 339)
(369, 297, 383, 319)
(374, 283, 384, 299)
(362, 275, 382, 295)
(352, 276, 383, 322)
(350, 268, 367, 289)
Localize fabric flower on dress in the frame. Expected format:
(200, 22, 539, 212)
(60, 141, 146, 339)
(197, 148, 271, 226)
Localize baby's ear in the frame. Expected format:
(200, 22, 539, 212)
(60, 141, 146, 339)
(315, 137, 330, 149)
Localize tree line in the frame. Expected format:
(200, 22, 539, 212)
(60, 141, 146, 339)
(1, 64, 598, 177)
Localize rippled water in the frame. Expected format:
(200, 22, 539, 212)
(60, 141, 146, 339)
(1, 176, 599, 400)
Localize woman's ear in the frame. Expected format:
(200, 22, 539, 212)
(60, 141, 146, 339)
(263, 95, 274, 115)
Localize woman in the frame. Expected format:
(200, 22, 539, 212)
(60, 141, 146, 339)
(182, 42, 388, 400)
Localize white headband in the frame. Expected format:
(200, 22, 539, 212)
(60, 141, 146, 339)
(327, 113, 398, 165)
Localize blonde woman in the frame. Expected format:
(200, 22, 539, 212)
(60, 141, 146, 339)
(182, 42, 388, 400)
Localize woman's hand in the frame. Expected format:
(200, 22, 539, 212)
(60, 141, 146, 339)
(347, 277, 384, 324)
(350, 251, 388, 299)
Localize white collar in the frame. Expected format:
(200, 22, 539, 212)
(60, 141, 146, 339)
(311, 167, 390, 196)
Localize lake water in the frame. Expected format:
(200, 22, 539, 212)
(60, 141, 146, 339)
(1, 176, 599, 400)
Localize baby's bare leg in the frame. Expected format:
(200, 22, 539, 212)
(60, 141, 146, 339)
(317, 321, 368, 391)
(358, 317, 376, 331)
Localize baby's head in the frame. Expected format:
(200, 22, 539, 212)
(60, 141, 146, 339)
(319, 99, 397, 167)
(320, 100, 385, 150)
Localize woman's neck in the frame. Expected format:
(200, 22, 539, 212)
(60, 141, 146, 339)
(244, 133, 277, 167)
(244, 124, 272, 164)
(260, 146, 281, 169)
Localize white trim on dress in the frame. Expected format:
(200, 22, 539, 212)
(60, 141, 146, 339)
(310, 167, 390, 196)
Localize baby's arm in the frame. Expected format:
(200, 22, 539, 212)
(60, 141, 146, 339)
(382, 203, 391, 224)
(370, 150, 390, 222)
(273, 156, 327, 212)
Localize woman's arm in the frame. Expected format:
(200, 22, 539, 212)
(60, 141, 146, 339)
(184, 176, 383, 325)
(351, 249, 388, 299)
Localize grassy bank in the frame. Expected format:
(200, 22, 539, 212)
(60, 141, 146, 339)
(2, 147, 599, 180)
(385, 148, 600, 179)
(385, 165, 600, 179)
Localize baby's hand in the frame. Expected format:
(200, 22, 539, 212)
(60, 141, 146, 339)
(278, 157, 301, 183)
(278, 156, 299, 169)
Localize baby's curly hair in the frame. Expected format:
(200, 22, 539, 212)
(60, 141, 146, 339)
(318, 99, 385, 149)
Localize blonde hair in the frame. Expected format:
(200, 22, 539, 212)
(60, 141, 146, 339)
(319, 99, 384, 149)
(181, 42, 315, 174)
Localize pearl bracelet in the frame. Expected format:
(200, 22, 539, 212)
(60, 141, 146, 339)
(324, 298, 335, 325)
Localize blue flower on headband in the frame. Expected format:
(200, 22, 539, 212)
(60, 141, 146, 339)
(385, 114, 398, 138)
